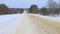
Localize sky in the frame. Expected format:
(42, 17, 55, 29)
(0, 0, 59, 8)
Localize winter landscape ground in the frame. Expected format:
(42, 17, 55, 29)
(0, 11, 60, 34)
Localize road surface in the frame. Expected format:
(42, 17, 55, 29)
(0, 12, 60, 34)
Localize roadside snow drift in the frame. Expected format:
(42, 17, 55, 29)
(0, 12, 60, 34)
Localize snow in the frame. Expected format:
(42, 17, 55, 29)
(32, 14, 60, 23)
(0, 14, 23, 34)
(0, 14, 23, 23)
(0, 12, 60, 34)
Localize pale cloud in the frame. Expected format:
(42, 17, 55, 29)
(0, 0, 59, 8)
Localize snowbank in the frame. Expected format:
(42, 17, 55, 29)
(31, 14, 60, 23)
(0, 14, 23, 34)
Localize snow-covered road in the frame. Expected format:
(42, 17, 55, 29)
(28, 14, 60, 34)
(0, 12, 60, 34)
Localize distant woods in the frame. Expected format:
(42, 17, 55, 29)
(0, 4, 24, 15)
(0, 4, 17, 15)
(0, 3, 60, 16)
(28, 4, 60, 16)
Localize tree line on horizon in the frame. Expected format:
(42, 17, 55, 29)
(29, 0, 60, 16)
(0, 4, 18, 15)
(29, 4, 60, 16)
(0, 2, 60, 17)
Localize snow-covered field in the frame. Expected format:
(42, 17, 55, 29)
(0, 14, 24, 34)
(0, 12, 60, 34)
(33, 14, 60, 23)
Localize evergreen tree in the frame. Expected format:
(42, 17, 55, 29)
(29, 4, 38, 14)
(0, 4, 8, 14)
(39, 7, 49, 15)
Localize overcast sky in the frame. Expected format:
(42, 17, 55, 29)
(0, 0, 59, 8)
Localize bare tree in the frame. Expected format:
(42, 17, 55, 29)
(48, 0, 54, 15)
(48, 0, 58, 16)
